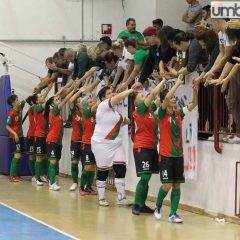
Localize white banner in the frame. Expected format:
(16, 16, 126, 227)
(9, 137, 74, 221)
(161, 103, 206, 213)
(165, 72, 198, 179)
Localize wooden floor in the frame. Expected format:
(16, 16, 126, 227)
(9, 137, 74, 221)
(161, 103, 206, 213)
(0, 175, 239, 240)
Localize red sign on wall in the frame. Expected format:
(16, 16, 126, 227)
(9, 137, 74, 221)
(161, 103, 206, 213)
(101, 24, 112, 35)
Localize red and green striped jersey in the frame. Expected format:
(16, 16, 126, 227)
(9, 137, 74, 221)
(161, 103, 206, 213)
(158, 107, 185, 157)
(34, 103, 49, 138)
(6, 100, 25, 139)
(133, 101, 158, 149)
(46, 106, 63, 145)
(27, 105, 36, 137)
(82, 108, 95, 144)
(71, 106, 83, 142)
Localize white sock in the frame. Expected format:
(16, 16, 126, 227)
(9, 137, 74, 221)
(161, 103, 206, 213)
(115, 178, 125, 200)
(96, 180, 106, 200)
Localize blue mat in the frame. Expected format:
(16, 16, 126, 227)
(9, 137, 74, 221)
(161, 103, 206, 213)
(0, 203, 77, 240)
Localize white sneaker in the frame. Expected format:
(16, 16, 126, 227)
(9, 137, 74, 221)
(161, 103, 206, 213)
(49, 182, 61, 191)
(36, 179, 44, 186)
(168, 213, 183, 223)
(117, 197, 128, 205)
(69, 183, 78, 191)
(227, 136, 240, 144)
(208, 135, 214, 141)
(32, 177, 37, 182)
(40, 175, 48, 183)
(99, 199, 109, 207)
(154, 206, 162, 220)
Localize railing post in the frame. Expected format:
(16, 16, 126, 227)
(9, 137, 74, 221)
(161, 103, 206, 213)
(213, 85, 222, 153)
(235, 162, 240, 217)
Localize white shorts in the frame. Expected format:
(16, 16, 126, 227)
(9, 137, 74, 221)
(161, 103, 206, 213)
(91, 139, 126, 169)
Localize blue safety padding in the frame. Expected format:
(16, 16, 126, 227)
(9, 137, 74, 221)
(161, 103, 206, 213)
(0, 74, 11, 136)
(0, 204, 74, 240)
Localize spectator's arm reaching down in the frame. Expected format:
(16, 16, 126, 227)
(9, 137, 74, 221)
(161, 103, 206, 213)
(112, 66, 124, 88)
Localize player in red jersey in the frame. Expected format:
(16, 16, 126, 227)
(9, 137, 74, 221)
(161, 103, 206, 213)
(131, 78, 167, 215)
(68, 88, 83, 191)
(45, 89, 75, 191)
(26, 95, 37, 182)
(34, 84, 53, 186)
(6, 95, 26, 182)
(79, 96, 99, 196)
(154, 75, 198, 223)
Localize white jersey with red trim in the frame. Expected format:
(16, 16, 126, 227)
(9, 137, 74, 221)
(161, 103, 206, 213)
(92, 99, 123, 142)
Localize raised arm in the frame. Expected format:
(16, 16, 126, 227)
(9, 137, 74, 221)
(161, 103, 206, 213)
(161, 74, 184, 110)
(187, 88, 198, 112)
(58, 90, 75, 110)
(144, 78, 167, 107)
(111, 89, 134, 106)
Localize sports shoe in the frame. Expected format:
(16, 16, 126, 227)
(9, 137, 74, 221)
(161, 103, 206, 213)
(132, 204, 140, 215)
(227, 136, 240, 144)
(49, 182, 61, 191)
(85, 187, 98, 195)
(79, 187, 88, 196)
(9, 176, 20, 182)
(36, 179, 44, 186)
(99, 199, 109, 207)
(140, 205, 154, 213)
(168, 213, 183, 223)
(32, 177, 37, 182)
(117, 197, 128, 205)
(40, 175, 49, 183)
(69, 183, 78, 191)
(16, 176, 23, 181)
(154, 206, 162, 220)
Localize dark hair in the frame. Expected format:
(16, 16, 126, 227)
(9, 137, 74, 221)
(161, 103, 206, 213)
(152, 18, 163, 27)
(131, 91, 139, 106)
(158, 26, 174, 55)
(44, 96, 54, 118)
(196, 29, 219, 54)
(160, 89, 169, 102)
(58, 48, 66, 57)
(126, 18, 135, 26)
(225, 28, 240, 43)
(7, 94, 18, 107)
(100, 36, 112, 47)
(26, 94, 38, 106)
(173, 32, 194, 45)
(166, 29, 183, 42)
(52, 52, 59, 61)
(98, 86, 110, 102)
(124, 38, 149, 50)
(104, 52, 119, 63)
(45, 57, 53, 64)
(202, 5, 210, 11)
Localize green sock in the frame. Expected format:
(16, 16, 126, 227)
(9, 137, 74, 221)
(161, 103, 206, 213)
(134, 174, 151, 207)
(16, 159, 21, 176)
(49, 163, 57, 185)
(143, 185, 149, 205)
(42, 159, 49, 175)
(86, 171, 95, 188)
(71, 162, 79, 183)
(35, 161, 43, 179)
(28, 160, 35, 176)
(80, 169, 89, 188)
(10, 158, 18, 176)
(156, 187, 169, 207)
(170, 189, 181, 215)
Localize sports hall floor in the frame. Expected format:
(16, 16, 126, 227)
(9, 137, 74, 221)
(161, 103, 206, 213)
(0, 175, 239, 240)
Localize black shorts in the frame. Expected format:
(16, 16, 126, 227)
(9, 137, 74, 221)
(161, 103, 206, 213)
(133, 148, 159, 176)
(159, 156, 185, 183)
(47, 142, 62, 160)
(71, 141, 82, 160)
(10, 137, 25, 154)
(34, 137, 47, 156)
(26, 136, 35, 154)
(81, 144, 96, 166)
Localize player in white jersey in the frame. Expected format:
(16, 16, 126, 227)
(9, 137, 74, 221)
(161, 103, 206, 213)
(91, 86, 134, 207)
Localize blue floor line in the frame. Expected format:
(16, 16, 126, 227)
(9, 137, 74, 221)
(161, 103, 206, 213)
(0, 203, 76, 240)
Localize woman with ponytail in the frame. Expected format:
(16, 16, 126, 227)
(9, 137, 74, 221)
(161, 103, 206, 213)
(168, 31, 204, 78)
(46, 89, 75, 191)
(34, 83, 53, 186)
(131, 78, 167, 216)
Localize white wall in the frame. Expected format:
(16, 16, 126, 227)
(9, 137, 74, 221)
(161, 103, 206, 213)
(156, 0, 211, 30)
